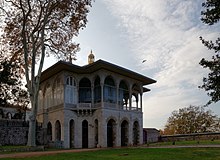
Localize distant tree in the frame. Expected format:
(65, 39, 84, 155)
(199, 0, 220, 105)
(163, 105, 220, 135)
(0, 57, 29, 109)
(0, 0, 92, 146)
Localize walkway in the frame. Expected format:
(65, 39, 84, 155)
(0, 148, 101, 159)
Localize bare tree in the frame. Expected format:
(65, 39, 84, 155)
(0, 0, 92, 146)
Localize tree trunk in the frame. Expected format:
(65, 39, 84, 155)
(27, 114, 36, 146)
(27, 93, 38, 147)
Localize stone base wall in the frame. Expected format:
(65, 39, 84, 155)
(0, 126, 28, 145)
(0, 120, 44, 146)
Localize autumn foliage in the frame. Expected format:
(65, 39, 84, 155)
(163, 105, 220, 135)
(0, 0, 92, 146)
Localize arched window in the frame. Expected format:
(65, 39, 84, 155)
(65, 76, 77, 104)
(38, 90, 43, 112)
(54, 78, 63, 105)
(104, 76, 116, 103)
(79, 78, 91, 103)
(66, 76, 76, 86)
(45, 84, 53, 108)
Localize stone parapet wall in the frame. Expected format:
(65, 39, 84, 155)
(160, 132, 220, 142)
(0, 126, 28, 145)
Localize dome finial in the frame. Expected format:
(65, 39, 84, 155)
(88, 50, 95, 64)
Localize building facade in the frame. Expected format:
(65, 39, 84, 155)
(143, 128, 160, 143)
(37, 55, 156, 148)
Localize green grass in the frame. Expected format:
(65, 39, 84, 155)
(1, 148, 220, 160)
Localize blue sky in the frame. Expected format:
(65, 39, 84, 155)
(44, 0, 220, 129)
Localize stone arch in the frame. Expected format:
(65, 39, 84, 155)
(104, 76, 116, 103)
(47, 122, 52, 142)
(94, 76, 101, 103)
(79, 78, 91, 103)
(107, 118, 117, 147)
(132, 84, 141, 93)
(82, 120, 88, 148)
(55, 120, 61, 141)
(69, 119, 74, 148)
(132, 84, 141, 110)
(121, 119, 129, 146)
(133, 121, 140, 145)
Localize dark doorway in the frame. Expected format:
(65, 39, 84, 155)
(95, 119, 98, 147)
(69, 120, 74, 148)
(47, 122, 52, 143)
(55, 120, 61, 141)
(82, 120, 88, 148)
(107, 119, 116, 147)
(121, 120, 128, 146)
(133, 121, 140, 145)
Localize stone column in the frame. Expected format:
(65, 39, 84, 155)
(98, 114, 107, 147)
(136, 95, 139, 111)
(140, 93, 143, 112)
(116, 120, 121, 147)
(76, 84, 79, 109)
(74, 119, 82, 148)
(116, 82, 119, 109)
(129, 86, 132, 111)
(63, 114, 69, 148)
(139, 116, 143, 145)
(128, 118, 133, 145)
(100, 82, 104, 108)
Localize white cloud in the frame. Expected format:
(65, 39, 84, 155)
(103, 0, 220, 129)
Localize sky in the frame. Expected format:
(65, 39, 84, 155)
(44, 0, 220, 129)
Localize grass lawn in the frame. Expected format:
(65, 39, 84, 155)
(1, 147, 220, 160)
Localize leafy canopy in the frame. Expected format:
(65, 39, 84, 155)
(163, 105, 220, 135)
(199, 0, 220, 105)
(0, 57, 29, 108)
